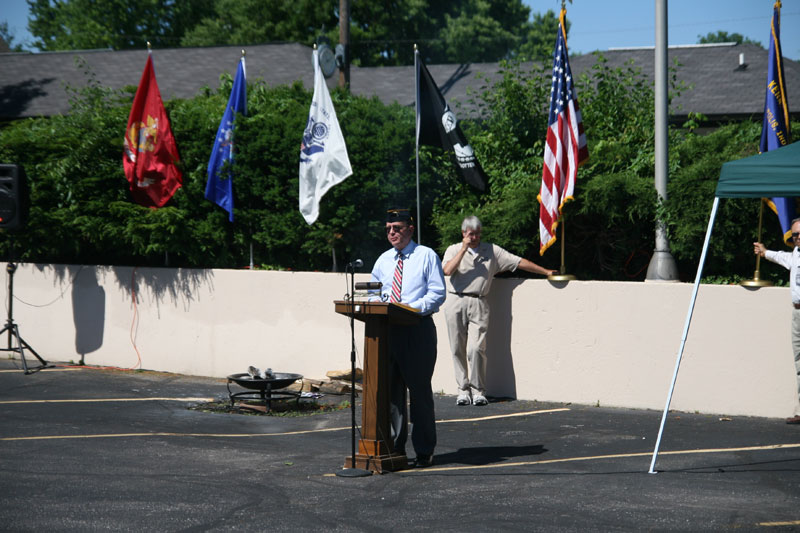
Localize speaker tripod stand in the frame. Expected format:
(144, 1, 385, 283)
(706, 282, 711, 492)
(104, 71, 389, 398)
(0, 260, 49, 374)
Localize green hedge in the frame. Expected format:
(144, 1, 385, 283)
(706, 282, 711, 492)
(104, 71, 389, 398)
(0, 56, 792, 282)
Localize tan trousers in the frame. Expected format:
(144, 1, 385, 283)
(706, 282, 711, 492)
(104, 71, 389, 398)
(790, 308, 800, 416)
(445, 294, 489, 395)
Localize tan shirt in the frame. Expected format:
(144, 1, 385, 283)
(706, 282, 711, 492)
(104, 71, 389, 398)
(442, 242, 521, 296)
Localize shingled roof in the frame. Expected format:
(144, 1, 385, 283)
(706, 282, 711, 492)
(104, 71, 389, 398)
(1, 42, 798, 124)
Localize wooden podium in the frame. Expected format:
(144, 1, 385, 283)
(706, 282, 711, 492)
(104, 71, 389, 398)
(334, 300, 419, 473)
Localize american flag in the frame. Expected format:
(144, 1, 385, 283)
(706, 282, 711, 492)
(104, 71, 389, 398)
(538, 11, 588, 255)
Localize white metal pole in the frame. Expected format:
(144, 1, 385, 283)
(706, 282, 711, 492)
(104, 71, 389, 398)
(648, 196, 720, 474)
(414, 47, 422, 244)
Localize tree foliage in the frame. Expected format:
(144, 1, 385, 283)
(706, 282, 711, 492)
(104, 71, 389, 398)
(180, 0, 336, 49)
(0, 61, 432, 270)
(25, 0, 566, 66)
(697, 30, 763, 48)
(28, 0, 217, 51)
(0, 21, 25, 52)
(1, 47, 792, 283)
(516, 10, 568, 62)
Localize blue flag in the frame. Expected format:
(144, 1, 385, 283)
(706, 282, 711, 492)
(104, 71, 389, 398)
(206, 57, 247, 222)
(761, 1, 793, 244)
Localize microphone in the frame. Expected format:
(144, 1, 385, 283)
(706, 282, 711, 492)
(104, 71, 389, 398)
(349, 259, 363, 268)
(355, 282, 382, 290)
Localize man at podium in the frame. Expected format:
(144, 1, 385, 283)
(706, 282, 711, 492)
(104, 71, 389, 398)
(369, 208, 446, 467)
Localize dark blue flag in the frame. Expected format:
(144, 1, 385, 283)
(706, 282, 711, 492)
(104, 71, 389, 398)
(761, 1, 793, 244)
(206, 57, 247, 222)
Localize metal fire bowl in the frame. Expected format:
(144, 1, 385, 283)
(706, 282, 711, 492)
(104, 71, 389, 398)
(227, 373, 303, 391)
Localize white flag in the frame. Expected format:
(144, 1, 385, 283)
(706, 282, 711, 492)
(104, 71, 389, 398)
(299, 49, 352, 224)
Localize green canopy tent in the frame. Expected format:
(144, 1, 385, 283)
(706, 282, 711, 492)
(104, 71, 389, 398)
(649, 140, 800, 473)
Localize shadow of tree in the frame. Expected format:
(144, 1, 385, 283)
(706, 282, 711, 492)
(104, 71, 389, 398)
(110, 266, 214, 311)
(32, 263, 214, 311)
(439, 64, 473, 95)
(0, 78, 55, 117)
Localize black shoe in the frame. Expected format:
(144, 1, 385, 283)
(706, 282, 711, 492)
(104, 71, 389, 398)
(414, 454, 434, 468)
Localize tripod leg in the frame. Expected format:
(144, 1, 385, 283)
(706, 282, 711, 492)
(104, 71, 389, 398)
(12, 324, 48, 374)
(18, 334, 47, 365)
(9, 324, 30, 373)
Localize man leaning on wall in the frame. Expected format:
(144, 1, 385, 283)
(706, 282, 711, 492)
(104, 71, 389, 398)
(442, 215, 555, 406)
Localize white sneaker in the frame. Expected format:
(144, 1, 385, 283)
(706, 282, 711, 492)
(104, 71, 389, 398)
(472, 394, 488, 406)
(456, 393, 471, 406)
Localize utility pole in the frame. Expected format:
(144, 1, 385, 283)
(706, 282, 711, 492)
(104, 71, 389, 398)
(646, 0, 678, 281)
(338, 0, 350, 89)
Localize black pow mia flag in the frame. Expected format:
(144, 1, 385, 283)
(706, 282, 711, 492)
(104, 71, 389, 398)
(415, 53, 488, 192)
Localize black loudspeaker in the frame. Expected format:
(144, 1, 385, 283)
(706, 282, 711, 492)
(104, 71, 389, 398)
(0, 164, 28, 230)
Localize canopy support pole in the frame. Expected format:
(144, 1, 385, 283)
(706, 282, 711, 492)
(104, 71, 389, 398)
(648, 196, 720, 474)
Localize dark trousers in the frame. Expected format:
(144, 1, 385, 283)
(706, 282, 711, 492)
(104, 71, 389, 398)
(388, 316, 438, 457)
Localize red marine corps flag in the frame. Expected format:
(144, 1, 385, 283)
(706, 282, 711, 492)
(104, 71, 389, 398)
(123, 53, 182, 208)
(538, 8, 588, 255)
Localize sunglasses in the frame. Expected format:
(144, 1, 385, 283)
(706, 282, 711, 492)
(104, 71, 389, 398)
(793, 232, 800, 239)
(386, 224, 408, 234)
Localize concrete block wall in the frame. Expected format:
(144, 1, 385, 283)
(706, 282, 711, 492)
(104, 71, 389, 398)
(3, 263, 795, 418)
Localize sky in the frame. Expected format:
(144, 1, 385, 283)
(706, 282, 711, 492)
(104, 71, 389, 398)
(3, 0, 799, 61)
(523, 0, 800, 60)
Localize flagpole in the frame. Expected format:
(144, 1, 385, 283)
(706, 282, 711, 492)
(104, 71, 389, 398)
(742, 1, 788, 288)
(244, 48, 249, 259)
(548, 218, 575, 281)
(414, 44, 422, 245)
(741, 199, 772, 287)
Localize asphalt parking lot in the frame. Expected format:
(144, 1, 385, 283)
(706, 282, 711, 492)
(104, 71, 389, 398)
(1, 357, 800, 531)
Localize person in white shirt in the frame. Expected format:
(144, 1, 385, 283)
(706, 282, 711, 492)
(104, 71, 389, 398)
(754, 216, 800, 424)
(442, 215, 555, 406)
(369, 208, 446, 467)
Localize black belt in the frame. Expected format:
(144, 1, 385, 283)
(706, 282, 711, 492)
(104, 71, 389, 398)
(793, 303, 800, 309)
(451, 292, 482, 298)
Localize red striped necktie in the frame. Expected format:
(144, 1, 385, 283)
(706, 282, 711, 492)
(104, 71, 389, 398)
(390, 255, 403, 303)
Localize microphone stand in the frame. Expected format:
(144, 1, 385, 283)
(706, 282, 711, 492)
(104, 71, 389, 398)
(337, 261, 372, 477)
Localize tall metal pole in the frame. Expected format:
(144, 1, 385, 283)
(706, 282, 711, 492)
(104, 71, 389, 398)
(414, 46, 422, 245)
(338, 0, 350, 89)
(645, 0, 678, 281)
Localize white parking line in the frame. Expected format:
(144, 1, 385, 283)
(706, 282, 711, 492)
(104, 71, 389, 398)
(0, 408, 563, 441)
(0, 397, 213, 404)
